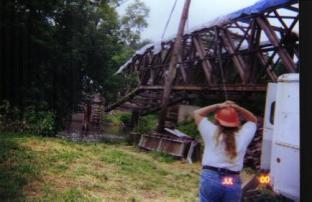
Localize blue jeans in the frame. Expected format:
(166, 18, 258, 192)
(199, 169, 242, 202)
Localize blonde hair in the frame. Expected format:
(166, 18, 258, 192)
(215, 125, 239, 160)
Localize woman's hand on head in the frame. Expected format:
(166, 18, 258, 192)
(223, 100, 240, 109)
(224, 100, 236, 105)
(217, 103, 227, 109)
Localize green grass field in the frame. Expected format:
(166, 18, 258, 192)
(0, 132, 203, 201)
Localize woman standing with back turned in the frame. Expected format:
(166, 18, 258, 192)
(193, 100, 257, 202)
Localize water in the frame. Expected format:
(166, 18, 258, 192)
(101, 123, 130, 137)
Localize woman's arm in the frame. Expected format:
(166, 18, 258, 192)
(193, 102, 228, 125)
(227, 101, 257, 123)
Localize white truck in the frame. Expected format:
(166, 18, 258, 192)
(247, 73, 300, 201)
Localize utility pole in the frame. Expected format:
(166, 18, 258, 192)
(157, 0, 192, 131)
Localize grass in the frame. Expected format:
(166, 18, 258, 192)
(0, 132, 202, 201)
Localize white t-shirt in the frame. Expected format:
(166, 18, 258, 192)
(198, 117, 257, 171)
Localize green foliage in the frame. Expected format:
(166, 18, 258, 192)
(0, 0, 150, 130)
(102, 111, 131, 127)
(120, 0, 150, 45)
(0, 100, 23, 131)
(102, 114, 121, 126)
(23, 107, 56, 136)
(0, 100, 56, 136)
(150, 151, 176, 163)
(119, 113, 132, 127)
(133, 114, 158, 134)
(176, 121, 201, 139)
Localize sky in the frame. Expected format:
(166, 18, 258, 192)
(116, 0, 260, 41)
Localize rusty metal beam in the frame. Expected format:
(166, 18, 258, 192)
(105, 87, 141, 112)
(256, 16, 297, 73)
(273, 10, 288, 29)
(256, 53, 278, 82)
(193, 36, 213, 84)
(178, 54, 188, 83)
(220, 29, 247, 83)
(139, 84, 266, 92)
(140, 96, 185, 116)
(284, 5, 299, 12)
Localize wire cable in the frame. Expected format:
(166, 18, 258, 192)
(161, 0, 178, 41)
(215, 27, 228, 100)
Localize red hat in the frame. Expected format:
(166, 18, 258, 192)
(215, 107, 240, 127)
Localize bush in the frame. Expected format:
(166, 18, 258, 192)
(23, 107, 56, 136)
(134, 114, 158, 134)
(119, 113, 132, 127)
(0, 100, 56, 136)
(176, 121, 200, 139)
(102, 111, 131, 127)
(0, 100, 24, 132)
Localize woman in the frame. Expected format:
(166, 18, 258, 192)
(193, 100, 257, 202)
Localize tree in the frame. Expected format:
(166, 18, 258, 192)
(119, 0, 150, 46)
(0, 0, 150, 132)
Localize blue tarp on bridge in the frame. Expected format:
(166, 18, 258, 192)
(227, 0, 298, 23)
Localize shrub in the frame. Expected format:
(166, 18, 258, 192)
(23, 107, 56, 136)
(0, 100, 56, 136)
(119, 113, 132, 127)
(102, 111, 131, 127)
(0, 100, 24, 132)
(133, 114, 158, 134)
(176, 121, 200, 139)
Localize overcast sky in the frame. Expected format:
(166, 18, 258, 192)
(116, 0, 260, 41)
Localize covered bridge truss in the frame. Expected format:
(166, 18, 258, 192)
(106, 0, 299, 120)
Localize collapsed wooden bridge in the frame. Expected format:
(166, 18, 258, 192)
(106, 0, 299, 130)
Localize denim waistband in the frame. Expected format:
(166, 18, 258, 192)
(202, 165, 240, 175)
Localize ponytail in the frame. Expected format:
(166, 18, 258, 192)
(215, 126, 238, 159)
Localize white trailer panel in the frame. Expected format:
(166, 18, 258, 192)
(270, 73, 300, 201)
(260, 83, 277, 170)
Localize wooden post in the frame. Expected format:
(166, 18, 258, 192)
(130, 110, 139, 128)
(158, 0, 192, 131)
